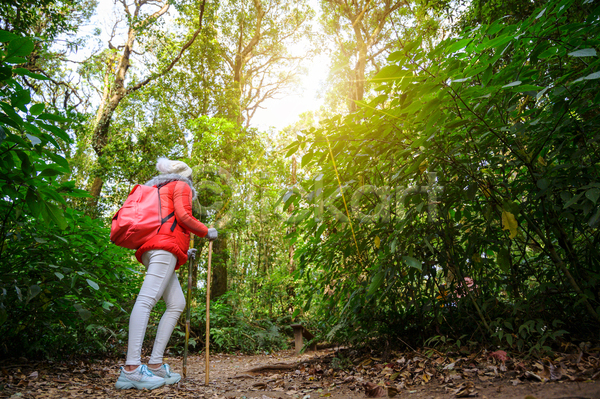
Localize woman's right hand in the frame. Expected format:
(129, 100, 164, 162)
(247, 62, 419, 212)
(207, 228, 218, 241)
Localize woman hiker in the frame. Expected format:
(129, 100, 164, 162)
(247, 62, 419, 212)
(115, 157, 217, 390)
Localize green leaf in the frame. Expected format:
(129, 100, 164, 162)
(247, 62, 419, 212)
(568, 48, 596, 57)
(54, 272, 64, 280)
(26, 188, 41, 217)
(564, 192, 584, 209)
(39, 168, 61, 177)
(86, 279, 99, 290)
(573, 71, 600, 83)
(0, 102, 24, 127)
(387, 50, 403, 62)
(450, 77, 470, 84)
(535, 7, 546, 19)
(482, 65, 493, 86)
(13, 68, 49, 81)
(585, 188, 600, 204)
(302, 151, 315, 168)
(11, 89, 31, 110)
(29, 103, 45, 115)
(39, 187, 67, 205)
(402, 256, 422, 270)
(583, 72, 600, 80)
(38, 112, 70, 123)
(15, 285, 22, 301)
(497, 248, 510, 273)
(0, 30, 19, 42)
(588, 208, 600, 227)
(367, 271, 385, 296)
(404, 37, 423, 53)
(447, 38, 472, 53)
(537, 47, 559, 59)
(4, 37, 34, 59)
(372, 65, 404, 82)
(537, 179, 549, 190)
(54, 235, 68, 243)
(23, 121, 42, 136)
(74, 304, 92, 321)
(502, 81, 522, 88)
(510, 84, 545, 92)
(445, 119, 469, 129)
(27, 285, 41, 302)
(26, 134, 41, 146)
(44, 202, 67, 230)
(4, 56, 27, 64)
(285, 142, 299, 158)
(36, 122, 71, 143)
(0, 113, 22, 130)
(478, 34, 513, 52)
(46, 152, 70, 172)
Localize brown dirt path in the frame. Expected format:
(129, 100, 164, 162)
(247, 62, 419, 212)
(1, 348, 599, 398)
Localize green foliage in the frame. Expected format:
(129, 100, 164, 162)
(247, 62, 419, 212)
(0, 32, 138, 358)
(458, 0, 548, 28)
(0, 0, 95, 39)
(169, 291, 290, 354)
(286, 0, 600, 353)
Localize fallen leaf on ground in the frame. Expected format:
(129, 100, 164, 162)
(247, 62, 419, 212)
(524, 371, 546, 382)
(363, 381, 386, 397)
(451, 381, 478, 397)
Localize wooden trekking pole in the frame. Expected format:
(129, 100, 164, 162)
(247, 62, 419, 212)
(183, 235, 195, 378)
(205, 227, 214, 386)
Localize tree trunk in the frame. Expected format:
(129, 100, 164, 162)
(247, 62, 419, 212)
(230, 0, 265, 124)
(349, 23, 367, 113)
(325, 0, 404, 113)
(210, 234, 229, 300)
(89, 177, 105, 204)
(88, 95, 122, 205)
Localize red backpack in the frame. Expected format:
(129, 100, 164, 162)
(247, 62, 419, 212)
(110, 184, 172, 249)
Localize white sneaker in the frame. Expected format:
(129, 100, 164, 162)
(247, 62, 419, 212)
(148, 364, 181, 385)
(115, 365, 165, 390)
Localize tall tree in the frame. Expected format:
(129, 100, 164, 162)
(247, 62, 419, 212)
(320, 0, 406, 112)
(87, 0, 207, 206)
(217, 0, 316, 125)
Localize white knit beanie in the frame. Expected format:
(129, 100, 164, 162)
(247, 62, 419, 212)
(156, 157, 193, 178)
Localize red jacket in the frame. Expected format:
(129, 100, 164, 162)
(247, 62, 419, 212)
(136, 180, 208, 269)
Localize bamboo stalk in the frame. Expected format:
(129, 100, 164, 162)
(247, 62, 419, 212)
(205, 237, 213, 386)
(183, 235, 195, 378)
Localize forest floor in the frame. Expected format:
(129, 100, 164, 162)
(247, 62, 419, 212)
(2, 346, 600, 399)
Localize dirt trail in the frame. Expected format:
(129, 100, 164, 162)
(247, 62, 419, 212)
(1, 348, 600, 398)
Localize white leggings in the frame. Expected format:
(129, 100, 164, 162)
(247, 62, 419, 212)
(126, 249, 186, 366)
